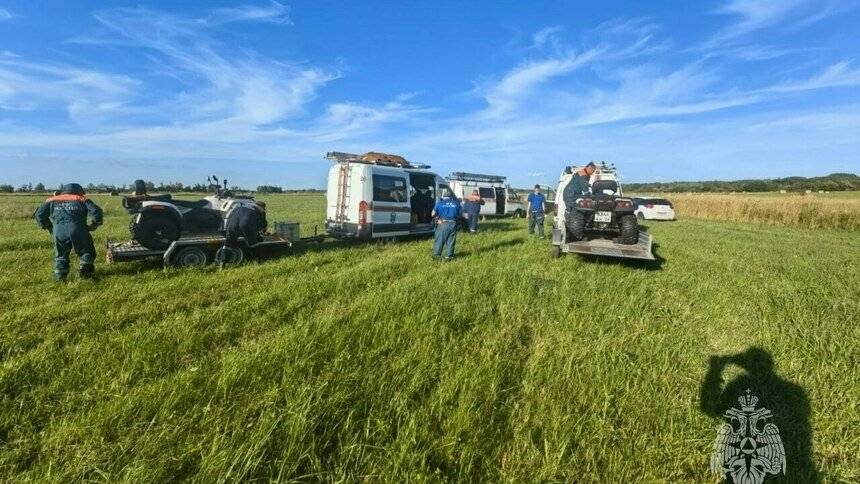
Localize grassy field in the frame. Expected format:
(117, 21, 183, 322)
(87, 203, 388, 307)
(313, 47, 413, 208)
(0, 193, 858, 482)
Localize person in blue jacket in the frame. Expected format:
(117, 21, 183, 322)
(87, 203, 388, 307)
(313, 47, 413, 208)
(526, 184, 548, 238)
(462, 189, 485, 234)
(34, 183, 103, 280)
(431, 190, 462, 261)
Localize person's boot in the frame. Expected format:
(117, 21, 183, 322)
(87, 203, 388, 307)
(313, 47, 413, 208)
(78, 264, 95, 279)
(53, 272, 68, 282)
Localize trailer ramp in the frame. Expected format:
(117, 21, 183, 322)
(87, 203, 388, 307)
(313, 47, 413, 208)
(555, 232, 655, 260)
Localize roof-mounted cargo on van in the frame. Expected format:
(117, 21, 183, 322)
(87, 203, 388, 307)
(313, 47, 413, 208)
(325, 151, 431, 169)
(446, 172, 506, 183)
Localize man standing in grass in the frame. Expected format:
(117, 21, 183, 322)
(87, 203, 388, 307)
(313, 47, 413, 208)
(431, 190, 462, 261)
(34, 183, 103, 281)
(526, 184, 547, 238)
(462, 189, 484, 234)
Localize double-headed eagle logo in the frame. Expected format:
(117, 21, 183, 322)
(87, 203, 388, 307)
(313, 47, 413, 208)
(711, 389, 786, 484)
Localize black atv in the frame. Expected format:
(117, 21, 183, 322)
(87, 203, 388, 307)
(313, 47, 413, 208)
(122, 177, 259, 250)
(566, 179, 639, 245)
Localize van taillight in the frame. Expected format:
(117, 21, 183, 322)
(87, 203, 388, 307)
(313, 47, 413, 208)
(358, 201, 368, 225)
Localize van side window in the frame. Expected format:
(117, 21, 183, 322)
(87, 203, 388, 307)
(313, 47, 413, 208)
(373, 175, 408, 202)
(479, 187, 495, 199)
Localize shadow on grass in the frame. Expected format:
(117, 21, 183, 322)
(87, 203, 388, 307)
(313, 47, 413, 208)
(700, 347, 818, 483)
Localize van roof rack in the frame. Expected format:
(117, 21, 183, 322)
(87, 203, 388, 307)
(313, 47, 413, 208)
(325, 151, 430, 169)
(447, 172, 506, 183)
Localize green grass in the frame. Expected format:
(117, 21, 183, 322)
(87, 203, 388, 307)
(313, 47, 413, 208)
(1, 194, 858, 482)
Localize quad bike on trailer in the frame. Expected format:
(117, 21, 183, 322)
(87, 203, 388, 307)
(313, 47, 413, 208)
(566, 177, 639, 245)
(123, 176, 260, 250)
(551, 162, 654, 261)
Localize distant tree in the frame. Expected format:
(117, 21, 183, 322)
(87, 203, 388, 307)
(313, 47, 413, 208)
(0, 184, 14, 193)
(34, 182, 46, 192)
(256, 185, 284, 193)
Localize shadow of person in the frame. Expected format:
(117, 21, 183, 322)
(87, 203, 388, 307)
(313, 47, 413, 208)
(700, 347, 818, 483)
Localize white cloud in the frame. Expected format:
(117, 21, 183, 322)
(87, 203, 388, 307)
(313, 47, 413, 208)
(713, 0, 809, 41)
(201, 1, 291, 26)
(0, 8, 12, 20)
(531, 26, 563, 49)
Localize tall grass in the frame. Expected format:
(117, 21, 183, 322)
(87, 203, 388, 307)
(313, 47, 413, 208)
(0, 194, 858, 482)
(664, 193, 860, 229)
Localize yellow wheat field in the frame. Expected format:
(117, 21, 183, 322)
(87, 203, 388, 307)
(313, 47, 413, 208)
(662, 194, 860, 230)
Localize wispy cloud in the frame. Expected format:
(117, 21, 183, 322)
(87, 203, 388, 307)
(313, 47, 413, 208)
(201, 1, 292, 26)
(715, 0, 808, 38)
(0, 8, 12, 21)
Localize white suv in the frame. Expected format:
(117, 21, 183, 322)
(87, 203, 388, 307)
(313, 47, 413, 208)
(632, 197, 675, 221)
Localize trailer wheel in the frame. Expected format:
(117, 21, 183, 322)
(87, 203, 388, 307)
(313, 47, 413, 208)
(567, 210, 586, 241)
(618, 214, 639, 245)
(551, 244, 562, 258)
(131, 212, 180, 250)
(215, 246, 244, 266)
(172, 246, 209, 268)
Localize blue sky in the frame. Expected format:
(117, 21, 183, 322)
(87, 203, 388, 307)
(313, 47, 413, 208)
(0, 0, 858, 189)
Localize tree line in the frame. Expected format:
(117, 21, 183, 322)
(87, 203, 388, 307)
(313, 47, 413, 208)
(623, 173, 860, 193)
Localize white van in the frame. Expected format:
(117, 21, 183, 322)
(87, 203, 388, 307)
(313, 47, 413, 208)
(445, 172, 527, 217)
(325, 152, 451, 239)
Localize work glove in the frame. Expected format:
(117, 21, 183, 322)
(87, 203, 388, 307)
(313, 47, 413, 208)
(88, 223, 99, 232)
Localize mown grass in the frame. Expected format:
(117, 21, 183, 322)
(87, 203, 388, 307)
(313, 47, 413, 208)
(0, 193, 858, 482)
(638, 192, 860, 230)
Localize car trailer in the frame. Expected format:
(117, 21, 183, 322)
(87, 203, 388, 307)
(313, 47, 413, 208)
(105, 222, 325, 268)
(551, 230, 655, 260)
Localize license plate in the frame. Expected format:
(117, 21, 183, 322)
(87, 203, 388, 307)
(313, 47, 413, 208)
(594, 211, 612, 223)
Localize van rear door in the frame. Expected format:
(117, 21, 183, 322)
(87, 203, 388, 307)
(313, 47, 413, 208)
(479, 186, 497, 215)
(370, 169, 411, 236)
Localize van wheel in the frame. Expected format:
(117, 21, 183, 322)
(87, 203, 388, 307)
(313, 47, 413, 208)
(637, 212, 645, 220)
(513, 209, 524, 218)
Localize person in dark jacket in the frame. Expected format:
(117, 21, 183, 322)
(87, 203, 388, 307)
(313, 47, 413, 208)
(562, 162, 596, 208)
(217, 203, 267, 267)
(462, 189, 485, 234)
(34, 183, 103, 280)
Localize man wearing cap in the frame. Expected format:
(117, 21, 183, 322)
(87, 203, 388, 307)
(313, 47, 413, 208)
(526, 184, 548, 238)
(563, 162, 596, 208)
(34, 183, 103, 281)
(462, 189, 485, 234)
(431, 190, 462, 261)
